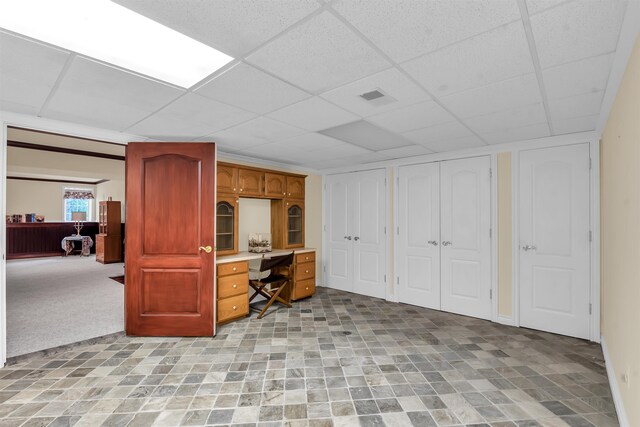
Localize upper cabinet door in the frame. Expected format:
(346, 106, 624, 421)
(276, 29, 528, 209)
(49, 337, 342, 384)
(265, 173, 286, 198)
(217, 164, 238, 194)
(239, 168, 263, 197)
(286, 176, 305, 199)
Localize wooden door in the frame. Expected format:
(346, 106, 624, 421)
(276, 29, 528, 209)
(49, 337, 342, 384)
(352, 169, 386, 299)
(397, 162, 441, 310)
(217, 163, 237, 194)
(285, 200, 305, 248)
(216, 195, 238, 256)
(125, 142, 216, 336)
(519, 144, 591, 339)
(265, 173, 286, 198)
(286, 176, 305, 199)
(239, 168, 263, 197)
(440, 156, 492, 320)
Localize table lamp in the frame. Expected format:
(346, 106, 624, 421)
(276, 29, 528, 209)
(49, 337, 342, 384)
(71, 211, 86, 236)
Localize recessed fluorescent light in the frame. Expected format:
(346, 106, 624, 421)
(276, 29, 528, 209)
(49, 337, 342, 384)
(0, 0, 233, 88)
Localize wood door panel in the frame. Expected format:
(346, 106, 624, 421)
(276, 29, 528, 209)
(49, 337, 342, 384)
(143, 155, 200, 255)
(286, 176, 305, 199)
(141, 269, 200, 314)
(126, 142, 215, 337)
(239, 168, 263, 197)
(217, 163, 238, 194)
(265, 173, 286, 198)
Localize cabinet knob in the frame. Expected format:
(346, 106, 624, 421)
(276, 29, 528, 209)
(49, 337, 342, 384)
(239, 188, 243, 192)
(283, 192, 286, 195)
(232, 284, 237, 289)
(305, 256, 309, 260)
(233, 187, 236, 191)
(232, 267, 237, 271)
(305, 287, 309, 290)
(232, 306, 237, 310)
(288, 192, 291, 196)
(305, 270, 309, 273)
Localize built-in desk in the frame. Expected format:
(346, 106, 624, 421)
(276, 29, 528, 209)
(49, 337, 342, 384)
(215, 248, 316, 324)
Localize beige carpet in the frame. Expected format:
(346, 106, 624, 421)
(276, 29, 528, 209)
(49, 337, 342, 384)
(6, 255, 124, 358)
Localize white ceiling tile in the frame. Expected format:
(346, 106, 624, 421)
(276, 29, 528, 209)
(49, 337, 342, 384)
(552, 114, 598, 135)
(114, 0, 320, 57)
(440, 74, 542, 118)
(209, 129, 270, 151)
(543, 53, 614, 100)
(0, 31, 70, 115)
(303, 141, 372, 162)
(247, 11, 390, 93)
(127, 93, 256, 139)
(320, 68, 429, 117)
(266, 97, 359, 131)
(481, 123, 551, 144)
(402, 121, 475, 145)
(548, 91, 604, 120)
(366, 100, 456, 134)
(463, 103, 548, 134)
(526, 0, 570, 15)
(402, 21, 535, 98)
(377, 144, 433, 159)
(274, 132, 346, 152)
(423, 135, 485, 153)
(217, 116, 306, 144)
(344, 152, 393, 164)
(320, 120, 413, 151)
(195, 62, 310, 114)
(530, 0, 627, 68)
(44, 57, 184, 130)
(305, 157, 360, 170)
(332, 0, 521, 62)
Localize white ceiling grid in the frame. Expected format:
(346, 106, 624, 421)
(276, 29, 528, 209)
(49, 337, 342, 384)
(0, 0, 631, 170)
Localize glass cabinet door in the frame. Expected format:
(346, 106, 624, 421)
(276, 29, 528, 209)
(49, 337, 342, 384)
(216, 201, 235, 252)
(287, 204, 303, 246)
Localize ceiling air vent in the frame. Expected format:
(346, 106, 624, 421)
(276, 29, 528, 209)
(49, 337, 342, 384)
(358, 88, 397, 107)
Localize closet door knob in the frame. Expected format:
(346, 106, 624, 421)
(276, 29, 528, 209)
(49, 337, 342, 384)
(354, 236, 359, 241)
(344, 236, 352, 240)
(428, 240, 438, 246)
(442, 241, 451, 246)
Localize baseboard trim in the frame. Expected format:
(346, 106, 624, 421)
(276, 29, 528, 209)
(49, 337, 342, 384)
(496, 315, 515, 326)
(601, 336, 629, 427)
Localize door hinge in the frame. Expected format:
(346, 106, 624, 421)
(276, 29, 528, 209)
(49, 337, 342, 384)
(397, 226, 399, 235)
(384, 274, 386, 283)
(490, 289, 493, 300)
(589, 158, 592, 170)
(589, 230, 592, 242)
(397, 277, 399, 285)
(324, 225, 327, 232)
(384, 226, 386, 234)
(489, 228, 492, 238)
(489, 168, 492, 178)
(323, 266, 326, 273)
(589, 303, 592, 315)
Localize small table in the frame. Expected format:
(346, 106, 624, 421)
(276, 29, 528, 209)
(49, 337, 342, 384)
(62, 235, 93, 257)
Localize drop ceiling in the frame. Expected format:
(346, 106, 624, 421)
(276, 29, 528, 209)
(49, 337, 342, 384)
(0, 0, 633, 171)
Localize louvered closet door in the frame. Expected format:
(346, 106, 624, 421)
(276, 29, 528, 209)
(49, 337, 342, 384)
(397, 163, 441, 309)
(440, 156, 492, 320)
(519, 144, 591, 339)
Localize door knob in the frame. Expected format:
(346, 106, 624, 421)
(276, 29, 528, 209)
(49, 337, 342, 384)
(354, 236, 359, 241)
(344, 236, 352, 240)
(442, 241, 452, 246)
(428, 240, 438, 246)
(522, 245, 537, 251)
(199, 245, 213, 253)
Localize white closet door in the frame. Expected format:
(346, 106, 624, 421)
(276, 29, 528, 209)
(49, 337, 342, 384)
(440, 156, 492, 320)
(519, 144, 591, 339)
(352, 169, 386, 299)
(397, 163, 441, 309)
(325, 174, 352, 292)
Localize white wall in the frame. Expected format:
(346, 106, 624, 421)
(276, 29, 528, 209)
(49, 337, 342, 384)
(238, 198, 271, 252)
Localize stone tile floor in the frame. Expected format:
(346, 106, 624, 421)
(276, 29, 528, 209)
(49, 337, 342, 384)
(0, 287, 618, 427)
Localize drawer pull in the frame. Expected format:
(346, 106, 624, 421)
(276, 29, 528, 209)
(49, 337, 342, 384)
(305, 287, 309, 290)
(232, 267, 237, 271)
(305, 270, 309, 273)
(233, 306, 237, 310)
(232, 284, 237, 289)
(305, 256, 309, 260)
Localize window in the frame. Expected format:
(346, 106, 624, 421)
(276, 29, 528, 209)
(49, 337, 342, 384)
(63, 188, 94, 222)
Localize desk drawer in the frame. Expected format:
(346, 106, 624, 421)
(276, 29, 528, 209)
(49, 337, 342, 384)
(218, 273, 248, 299)
(217, 293, 248, 323)
(295, 262, 315, 281)
(294, 279, 315, 300)
(296, 252, 315, 264)
(218, 261, 248, 277)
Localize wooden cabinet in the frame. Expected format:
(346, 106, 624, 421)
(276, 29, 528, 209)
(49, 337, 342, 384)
(265, 173, 286, 198)
(217, 164, 238, 194)
(239, 168, 263, 197)
(292, 251, 316, 300)
(286, 176, 305, 199)
(97, 201, 121, 264)
(217, 261, 249, 324)
(216, 195, 238, 256)
(271, 200, 305, 249)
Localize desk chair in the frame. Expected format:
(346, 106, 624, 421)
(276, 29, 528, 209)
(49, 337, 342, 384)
(249, 252, 294, 319)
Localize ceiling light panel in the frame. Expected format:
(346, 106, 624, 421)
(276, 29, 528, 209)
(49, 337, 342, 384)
(439, 74, 542, 119)
(402, 21, 535, 98)
(114, 0, 320, 58)
(320, 120, 413, 151)
(195, 63, 310, 115)
(266, 97, 359, 131)
(127, 93, 256, 139)
(44, 57, 184, 131)
(321, 68, 429, 117)
(247, 11, 390, 93)
(542, 53, 614, 101)
(332, 0, 520, 62)
(0, 31, 70, 115)
(366, 100, 456, 134)
(529, 0, 627, 69)
(0, 0, 234, 88)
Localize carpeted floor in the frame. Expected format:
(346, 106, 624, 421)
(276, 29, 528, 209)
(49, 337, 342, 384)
(6, 255, 124, 358)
